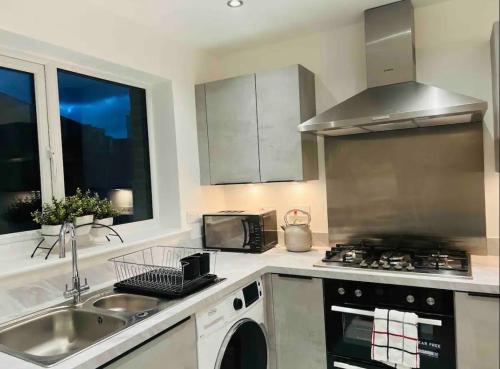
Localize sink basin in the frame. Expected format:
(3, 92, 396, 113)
(93, 293, 160, 313)
(0, 307, 126, 366)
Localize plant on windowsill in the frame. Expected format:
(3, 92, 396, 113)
(90, 197, 120, 244)
(65, 188, 96, 237)
(31, 198, 69, 246)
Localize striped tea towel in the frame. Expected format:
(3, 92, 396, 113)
(371, 308, 420, 368)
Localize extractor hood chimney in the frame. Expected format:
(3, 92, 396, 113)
(298, 0, 487, 136)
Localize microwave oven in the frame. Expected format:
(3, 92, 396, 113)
(202, 210, 278, 253)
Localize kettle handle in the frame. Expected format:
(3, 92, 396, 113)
(284, 209, 311, 226)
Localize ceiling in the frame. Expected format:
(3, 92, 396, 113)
(86, 0, 449, 53)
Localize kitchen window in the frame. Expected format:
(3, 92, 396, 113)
(0, 56, 51, 238)
(0, 54, 155, 240)
(57, 70, 153, 225)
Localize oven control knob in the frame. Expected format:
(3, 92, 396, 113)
(406, 294, 415, 304)
(233, 298, 243, 311)
(354, 289, 363, 298)
(426, 297, 436, 306)
(337, 287, 346, 295)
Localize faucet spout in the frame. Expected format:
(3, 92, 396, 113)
(61, 222, 89, 304)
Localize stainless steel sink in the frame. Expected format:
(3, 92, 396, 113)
(93, 293, 160, 313)
(0, 307, 126, 366)
(0, 287, 176, 367)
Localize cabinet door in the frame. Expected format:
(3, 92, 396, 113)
(256, 65, 303, 182)
(256, 65, 317, 182)
(455, 292, 500, 369)
(271, 274, 326, 369)
(102, 317, 197, 369)
(195, 84, 211, 185)
(205, 74, 260, 184)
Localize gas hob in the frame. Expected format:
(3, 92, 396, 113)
(315, 243, 471, 278)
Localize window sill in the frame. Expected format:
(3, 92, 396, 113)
(0, 226, 193, 281)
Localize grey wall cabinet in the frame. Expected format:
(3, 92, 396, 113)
(269, 274, 327, 369)
(196, 65, 318, 184)
(205, 74, 260, 184)
(455, 292, 500, 369)
(102, 317, 197, 369)
(256, 65, 318, 182)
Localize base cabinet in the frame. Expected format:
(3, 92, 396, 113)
(455, 292, 500, 369)
(270, 274, 326, 369)
(101, 317, 197, 369)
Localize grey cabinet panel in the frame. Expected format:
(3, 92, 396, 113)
(195, 84, 211, 185)
(256, 65, 318, 182)
(491, 22, 499, 172)
(196, 65, 318, 184)
(205, 74, 260, 184)
(455, 292, 500, 369)
(103, 317, 197, 369)
(271, 274, 326, 369)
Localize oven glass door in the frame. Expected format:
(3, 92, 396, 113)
(327, 308, 455, 369)
(204, 216, 249, 249)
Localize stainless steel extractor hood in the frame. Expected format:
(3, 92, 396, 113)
(298, 0, 487, 136)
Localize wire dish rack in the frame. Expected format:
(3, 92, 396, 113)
(110, 246, 219, 298)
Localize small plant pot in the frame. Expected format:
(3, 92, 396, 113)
(74, 215, 94, 236)
(90, 217, 113, 244)
(41, 224, 63, 247)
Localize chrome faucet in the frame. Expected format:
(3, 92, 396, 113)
(59, 222, 89, 304)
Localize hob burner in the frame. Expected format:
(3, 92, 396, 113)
(317, 242, 471, 278)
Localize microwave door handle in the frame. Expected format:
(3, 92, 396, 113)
(241, 219, 249, 247)
(330, 305, 442, 327)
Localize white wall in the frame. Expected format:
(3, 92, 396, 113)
(197, 0, 500, 247)
(0, 0, 225, 231)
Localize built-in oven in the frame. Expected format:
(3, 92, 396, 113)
(324, 279, 456, 369)
(202, 210, 278, 253)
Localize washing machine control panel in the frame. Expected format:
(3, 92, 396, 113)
(196, 278, 264, 338)
(242, 280, 263, 307)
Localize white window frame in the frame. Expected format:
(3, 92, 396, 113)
(0, 51, 160, 244)
(0, 55, 53, 243)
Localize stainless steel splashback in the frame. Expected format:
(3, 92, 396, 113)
(325, 123, 487, 251)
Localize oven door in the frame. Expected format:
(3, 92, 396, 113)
(326, 305, 456, 369)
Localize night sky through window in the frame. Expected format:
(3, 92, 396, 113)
(57, 70, 131, 139)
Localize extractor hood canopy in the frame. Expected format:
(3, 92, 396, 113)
(298, 0, 487, 136)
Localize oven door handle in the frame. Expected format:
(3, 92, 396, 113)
(330, 305, 442, 327)
(333, 362, 370, 369)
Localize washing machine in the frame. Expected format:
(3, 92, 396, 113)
(196, 278, 268, 369)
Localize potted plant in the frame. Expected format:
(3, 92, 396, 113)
(90, 197, 120, 243)
(31, 198, 68, 246)
(66, 188, 95, 237)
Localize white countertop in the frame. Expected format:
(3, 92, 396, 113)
(0, 245, 498, 369)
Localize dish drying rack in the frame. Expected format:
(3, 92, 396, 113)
(110, 246, 219, 298)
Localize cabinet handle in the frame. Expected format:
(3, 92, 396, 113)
(276, 274, 313, 280)
(467, 292, 500, 298)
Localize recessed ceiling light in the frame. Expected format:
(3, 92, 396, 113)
(227, 0, 243, 8)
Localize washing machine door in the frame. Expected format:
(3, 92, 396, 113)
(215, 318, 268, 369)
